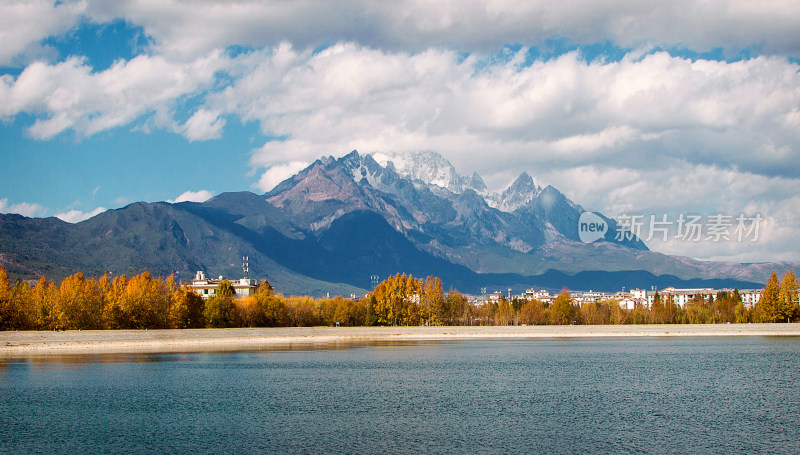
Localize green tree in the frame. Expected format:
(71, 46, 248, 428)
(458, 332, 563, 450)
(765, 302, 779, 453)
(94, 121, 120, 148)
(684, 295, 712, 324)
(215, 280, 235, 299)
(203, 295, 235, 327)
(364, 295, 378, 326)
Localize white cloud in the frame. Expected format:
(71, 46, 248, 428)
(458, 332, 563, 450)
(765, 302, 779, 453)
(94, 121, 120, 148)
(83, 0, 800, 59)
(197, 42, 798, 262)
(167, 190, 214, 204)
(54, 206, 107, 223)
(536, 163, 800, 262)
(253, 161, 310, 193)
(2, 1, 800, 262)
(0, 198, 47, 217)
(0, 52, 228, 139)
(179, 109, 226, 141)
(214, 44, 800, 181)
(0, 0, 85, 66)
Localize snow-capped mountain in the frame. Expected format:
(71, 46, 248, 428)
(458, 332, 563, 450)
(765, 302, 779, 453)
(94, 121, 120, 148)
(370, 150, 551, 215)
(487, 172, 542, 213)
(373, 151, 487, 194)
(266, 150, 647, 258)
(0, 149, 781, 295)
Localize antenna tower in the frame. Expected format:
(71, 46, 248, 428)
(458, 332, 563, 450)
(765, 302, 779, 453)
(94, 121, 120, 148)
(242, 256, 249, 279)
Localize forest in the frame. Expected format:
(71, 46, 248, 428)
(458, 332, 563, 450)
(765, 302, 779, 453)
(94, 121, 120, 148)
(0, 266, 797, 330)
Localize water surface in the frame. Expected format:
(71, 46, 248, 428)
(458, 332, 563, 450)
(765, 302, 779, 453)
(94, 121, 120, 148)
(1, 337, 798, 454)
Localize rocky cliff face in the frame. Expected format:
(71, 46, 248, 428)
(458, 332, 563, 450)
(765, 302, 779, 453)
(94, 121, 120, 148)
(265, 150, 647, 255)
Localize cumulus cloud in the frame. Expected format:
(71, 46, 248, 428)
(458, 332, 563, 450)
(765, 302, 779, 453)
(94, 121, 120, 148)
(84, 0, 800, 59)
(178, 109, 226, 141)
(0, 198, 47, 217)
(534, 163, 800, 262)
(203, 43, 797, 262)
(54, 206, 107, 223)
(216, 44, 800, 180)
(167, 190, 214, 204)
(0, 52, 228, 139)
(0, 0, 84, 66)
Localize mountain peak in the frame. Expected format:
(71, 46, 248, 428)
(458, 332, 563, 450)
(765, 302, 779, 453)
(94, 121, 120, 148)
(469, 172, 487, 192)
(510, 172, 535, 191)
(372, 150, 487, 194)
(490, 172, 541, 213)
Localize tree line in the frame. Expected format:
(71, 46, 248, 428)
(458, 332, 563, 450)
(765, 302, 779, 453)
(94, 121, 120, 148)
(0, 267, 797, 330)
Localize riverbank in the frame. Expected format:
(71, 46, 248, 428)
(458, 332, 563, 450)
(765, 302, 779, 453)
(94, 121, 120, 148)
(2, 324, 800, 356)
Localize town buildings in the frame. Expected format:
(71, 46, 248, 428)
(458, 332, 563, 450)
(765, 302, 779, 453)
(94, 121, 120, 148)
(189, 270, 258, 300)
(478, 286, 763, 309)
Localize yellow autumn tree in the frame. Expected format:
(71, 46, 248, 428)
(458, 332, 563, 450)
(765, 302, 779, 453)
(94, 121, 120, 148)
(103, 275, 128, 328)
(757, 271, 781, 323)
(29, 276, 58, 330)
(0, 266, 15, 330)
(254, 285, 288, 327)
(121, 272, 168, 329)
(55, 273, 104, 329)
(2, 278, 32, 330)
(421, 275, 444, 325)
(373, 273, 423, 326)
(778, 269, 799, 323)
(550, 290, 576, 325)
(169, 286, 205, 328)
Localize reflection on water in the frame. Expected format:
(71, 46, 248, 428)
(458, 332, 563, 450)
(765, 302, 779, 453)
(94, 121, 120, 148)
(1, 337, 799, 454)
(0, 339, 450, 365)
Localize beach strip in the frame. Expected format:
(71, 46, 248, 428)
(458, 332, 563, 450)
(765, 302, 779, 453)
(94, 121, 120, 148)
(2, 324, 800, 356)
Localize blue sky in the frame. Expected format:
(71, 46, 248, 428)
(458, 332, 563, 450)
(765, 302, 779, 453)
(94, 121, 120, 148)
(1, 0, 799, 263)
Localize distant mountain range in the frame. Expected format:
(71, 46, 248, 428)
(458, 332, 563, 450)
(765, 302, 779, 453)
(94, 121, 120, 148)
(1, 150, 794, 295)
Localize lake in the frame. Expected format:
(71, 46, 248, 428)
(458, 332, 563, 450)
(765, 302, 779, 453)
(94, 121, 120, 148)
(1, 337, 799, 454)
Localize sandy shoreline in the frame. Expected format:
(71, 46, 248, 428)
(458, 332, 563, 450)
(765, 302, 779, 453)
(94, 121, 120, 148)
(2, 324, 800, 357)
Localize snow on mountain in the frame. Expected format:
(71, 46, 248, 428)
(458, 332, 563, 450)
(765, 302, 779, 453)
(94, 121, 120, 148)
(372, 151, 487, 194)
(369, 150, 549, 214)
(487, 172, 542, 213)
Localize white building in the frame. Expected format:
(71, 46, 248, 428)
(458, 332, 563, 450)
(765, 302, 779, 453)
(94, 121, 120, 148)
(738, 289, 762, 307)
(190, 270, 258, 300)
(629, 287, 763, 309)
(618, 297, 639, 310)
(524, 289, 551, 301)
(657, 287, 716, 307)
